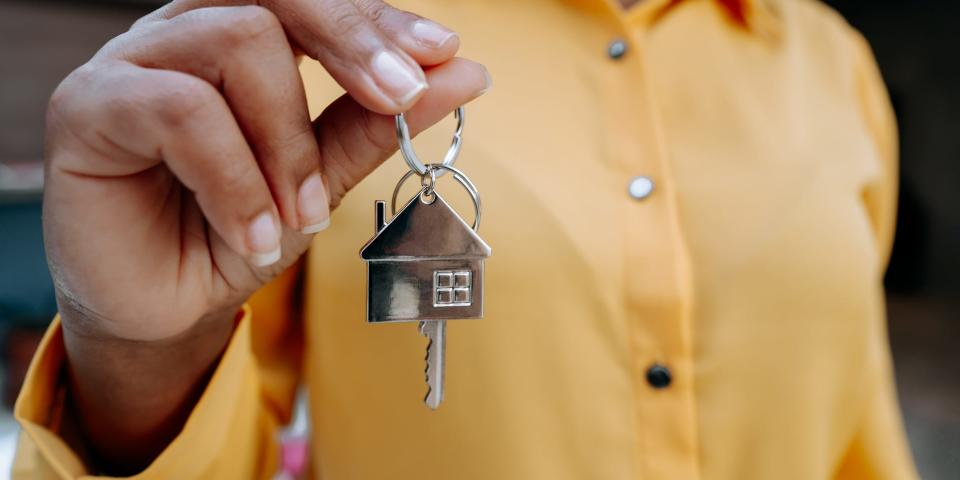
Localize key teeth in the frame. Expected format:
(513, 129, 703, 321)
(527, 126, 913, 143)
(424, 336, 433, 391)
(420, 321, 436, 408)
(419, 320, 445, 410)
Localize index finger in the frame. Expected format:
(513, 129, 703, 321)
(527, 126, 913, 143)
(137, 0, 450, 114)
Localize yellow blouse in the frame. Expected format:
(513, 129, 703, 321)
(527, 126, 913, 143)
(14, 0, 918, 478)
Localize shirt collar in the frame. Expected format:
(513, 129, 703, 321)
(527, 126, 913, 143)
(568, 0, 781, 37)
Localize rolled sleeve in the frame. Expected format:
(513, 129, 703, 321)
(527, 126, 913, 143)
(13, 306, 280, 479)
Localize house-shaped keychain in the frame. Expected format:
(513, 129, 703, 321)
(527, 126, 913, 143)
(360, 191, 492, 323)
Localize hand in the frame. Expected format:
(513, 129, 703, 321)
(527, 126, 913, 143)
(47, 0, 488, 341)
(42, 0, 488, 471)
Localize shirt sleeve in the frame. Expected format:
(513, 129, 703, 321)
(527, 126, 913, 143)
(834, 27, 919, 480)
(12, 263, 305, 479)
(850, 28, 900, 271)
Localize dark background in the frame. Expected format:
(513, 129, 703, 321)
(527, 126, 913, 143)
(0, 0, 957, 478)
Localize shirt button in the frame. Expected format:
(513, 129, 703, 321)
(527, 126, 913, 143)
(627, 176, 655, 200)
(608, 39, 628, 60)
(646, 364, 672, 389)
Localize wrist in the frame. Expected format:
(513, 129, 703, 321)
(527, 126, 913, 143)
(59, 300, 243, 473)
(56, 287, 241, 344)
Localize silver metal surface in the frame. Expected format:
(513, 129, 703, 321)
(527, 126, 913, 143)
(365, 259, 485, 322)
(361, 188, 489, 323)
(364, 188, 489, 261)
(395, 106, 464, 176)
(359, 183, 490, 409)
(360, 106, 489, 409)
(454, 271, 471, 288)
(434, 269, 473, 307)
(390, 164, 482, 230)
(419, 319, 446, 410)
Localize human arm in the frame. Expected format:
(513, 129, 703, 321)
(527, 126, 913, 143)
(26, 0, 489, 474)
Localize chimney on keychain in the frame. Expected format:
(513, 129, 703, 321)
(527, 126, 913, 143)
(374, 200, 386, 233)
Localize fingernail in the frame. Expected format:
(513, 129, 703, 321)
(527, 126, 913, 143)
(371, 50, 428, 106)
(298, 171, 331, 234)
(479, 66, 493, 95)
(248, 211, 281, 267)
(251, 248, 281, 267)
(302, 218, 330, 234)
(411, 20, 456, 48)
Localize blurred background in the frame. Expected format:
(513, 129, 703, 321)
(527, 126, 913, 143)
(0, 0, 957, 478)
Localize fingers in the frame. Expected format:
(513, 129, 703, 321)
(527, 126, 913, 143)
(136, 0, 458, 113)
(351, 0, 460, 66)
(55, 64, 283, 266)
(115, 6, 329, 234)
(266, 0, 427, 114)
(316, 57, 491, 207)
(69, 2, 488, 269)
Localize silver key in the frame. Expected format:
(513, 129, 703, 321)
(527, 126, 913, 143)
(360, 109, 491, 410)
(419, 320, 446, 409)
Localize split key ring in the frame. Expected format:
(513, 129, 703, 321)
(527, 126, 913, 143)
(395, 106, 464, 177)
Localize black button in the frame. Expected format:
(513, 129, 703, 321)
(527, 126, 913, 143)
(608, 39, 628, 60)
(646, 364, 672, 389)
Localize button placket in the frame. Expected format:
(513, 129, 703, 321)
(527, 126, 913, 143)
(602, 16, 701, 480)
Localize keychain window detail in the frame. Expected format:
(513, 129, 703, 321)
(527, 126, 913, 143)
(434, 270, 472, 307)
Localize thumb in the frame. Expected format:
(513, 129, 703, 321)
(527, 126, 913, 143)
(313, 57, 491, 208)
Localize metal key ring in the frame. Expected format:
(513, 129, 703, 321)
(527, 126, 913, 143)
(395, 106, 464, 177)
(391, 163, 482, 231)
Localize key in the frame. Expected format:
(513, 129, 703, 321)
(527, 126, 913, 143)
(419, 319, 446, 409)
(360, 109, 491, 410)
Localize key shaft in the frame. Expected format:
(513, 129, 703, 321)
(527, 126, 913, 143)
(419, 320, 446, 409)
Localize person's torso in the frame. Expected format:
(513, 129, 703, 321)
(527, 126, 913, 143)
(297, 0, 912, 478)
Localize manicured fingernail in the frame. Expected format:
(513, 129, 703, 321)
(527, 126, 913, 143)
(371, 50, 427, 106)
(298, 171, 330, 234)
(301, 218, 330, 234)
(248, 211, 281, 266)
(251, 248, 281, 267)
(479, 66, 493, 95)
(411, 20, 456, 48)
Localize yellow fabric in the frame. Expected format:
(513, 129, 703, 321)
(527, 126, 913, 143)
(14, 0, 917, 478)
